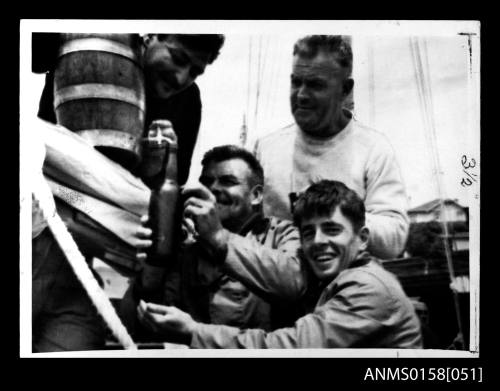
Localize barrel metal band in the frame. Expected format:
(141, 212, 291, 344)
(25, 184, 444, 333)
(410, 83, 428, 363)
(54, 83, 145, 111)
(58, 38, 139, 63)
(76, 129, 141, 153)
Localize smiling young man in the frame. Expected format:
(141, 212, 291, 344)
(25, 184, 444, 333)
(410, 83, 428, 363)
(136, 180, 422, 349)
(121, 145, 303, 340)
(254, 35, 409, 261)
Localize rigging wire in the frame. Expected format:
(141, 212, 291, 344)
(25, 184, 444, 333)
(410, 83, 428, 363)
(253, 35, 263, 132)
(253, 35, 272, 134)
(261, 37, 277, 128)
(246, 36, 253, 131)
(409, 36, 465, 345)
(240, 36, 254, 147)
(367, 37, 376, 126)
(265, 38, 283, 133)
(260, 36, 272, 128)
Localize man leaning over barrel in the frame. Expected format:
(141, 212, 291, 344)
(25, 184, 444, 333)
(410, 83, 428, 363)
(31, 33, 225, 352)
(33, 33, 225, 186)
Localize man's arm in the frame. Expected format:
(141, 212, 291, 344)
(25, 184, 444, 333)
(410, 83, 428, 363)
(118, 212, 180, 333)
(191, 308, 385, 349)
(32, 33, 59, 74)
(119, 258, 182, 338)
(190, 276, 388, 348)
(364, 138, 410, 259)
(183, 186, 306, 302)
(144, 270, 422, 348)
(175, 84, 202, 186)
(146, 84, 202, 186)
(221, 219, 306, 302)
(32, 33, 59, 123)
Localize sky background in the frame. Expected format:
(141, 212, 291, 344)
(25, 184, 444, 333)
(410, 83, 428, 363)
(21, 20, 480, 209)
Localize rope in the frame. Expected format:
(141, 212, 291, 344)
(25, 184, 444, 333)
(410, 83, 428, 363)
(32, 173, 137, 350)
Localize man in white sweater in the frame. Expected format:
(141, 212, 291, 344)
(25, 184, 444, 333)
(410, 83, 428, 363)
(254, 35, 409, 260)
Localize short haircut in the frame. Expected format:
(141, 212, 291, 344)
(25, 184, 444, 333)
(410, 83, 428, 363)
(164, 34, 225, 64)
(201, 144, 264, 187)
(293, 35, 353, 76)
(293, 180, 365, 233)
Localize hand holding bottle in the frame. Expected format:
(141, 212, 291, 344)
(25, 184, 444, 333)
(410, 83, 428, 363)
(140, 119, 177, 182)
(147, 119, 178, 148)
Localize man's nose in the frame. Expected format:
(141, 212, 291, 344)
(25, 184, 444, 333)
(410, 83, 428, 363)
(296, 85, 310, 102)
(313, 229, 328, 244)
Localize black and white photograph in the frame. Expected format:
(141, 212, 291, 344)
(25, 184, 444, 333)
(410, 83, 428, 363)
(20, 20, 480, 359)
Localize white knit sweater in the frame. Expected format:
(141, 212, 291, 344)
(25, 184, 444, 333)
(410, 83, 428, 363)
(254, 118, 409, 260)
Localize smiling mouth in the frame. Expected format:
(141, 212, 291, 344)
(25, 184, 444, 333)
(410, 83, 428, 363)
(313, 253, 338, 262)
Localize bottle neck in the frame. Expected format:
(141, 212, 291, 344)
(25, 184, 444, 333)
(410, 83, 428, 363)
(164, 145, 178, 182)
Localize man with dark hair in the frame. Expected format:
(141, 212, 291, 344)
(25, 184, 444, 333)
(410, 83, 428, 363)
(34, 33, 225, 185)
(254, 35, 409, 260)
(121, 144, 302, 339)
(141, 33, 225, 185)
(201, 145, 264, 187)
(136, 180, 422, 349)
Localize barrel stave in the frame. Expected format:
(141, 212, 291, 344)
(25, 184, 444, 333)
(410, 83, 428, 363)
(54, 33, 145, 170)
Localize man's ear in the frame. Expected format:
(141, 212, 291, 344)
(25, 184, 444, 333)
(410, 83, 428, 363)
(343, 78, 354, 99)
(358, 226, 370, 252)
(250, 184, 264, 207)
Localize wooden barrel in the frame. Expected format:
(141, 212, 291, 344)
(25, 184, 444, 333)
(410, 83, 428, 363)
(53, 34, 145, 170)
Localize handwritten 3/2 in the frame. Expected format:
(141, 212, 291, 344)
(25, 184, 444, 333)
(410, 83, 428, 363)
(460, 155, 477, 187)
